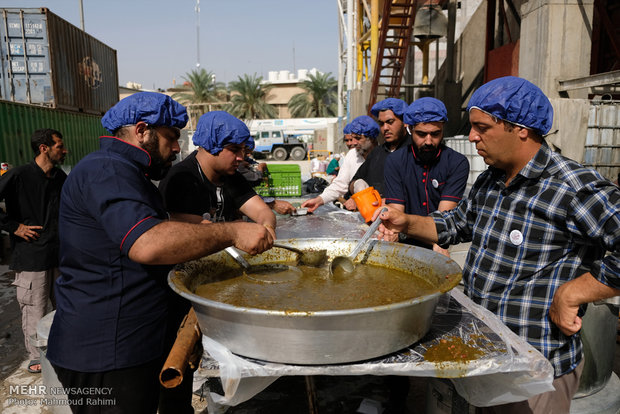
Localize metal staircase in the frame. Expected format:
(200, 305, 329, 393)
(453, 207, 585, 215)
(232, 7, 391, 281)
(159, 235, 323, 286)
(368, 0, 418, 112)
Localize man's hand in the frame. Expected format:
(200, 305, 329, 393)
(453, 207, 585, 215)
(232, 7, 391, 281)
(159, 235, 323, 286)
(549, 283, 583, 336)
(15, 224, 42, 242)
(301, 197, 324, 213)
(549, 273, 620, 336)
(343, 198, 357, 211)
(271, 200, 296, 215)
(432, 244, 451, 257)
(382, 232, 399, 242)
(232, 222, 274, 255)
(373, 207, 408, 241)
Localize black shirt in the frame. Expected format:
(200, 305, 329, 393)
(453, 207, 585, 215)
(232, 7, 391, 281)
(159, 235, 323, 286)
(0, 160, 66, 271)
(158, 150, 259, 346)
(158, 151, 256, 222)
(351, 137, 411, 197)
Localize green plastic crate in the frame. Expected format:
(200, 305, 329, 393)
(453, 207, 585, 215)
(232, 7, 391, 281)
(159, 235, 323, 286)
(255, 164, 302, 197)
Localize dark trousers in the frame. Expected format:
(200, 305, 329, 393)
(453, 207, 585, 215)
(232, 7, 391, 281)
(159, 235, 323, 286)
(52, 359, 161, 414)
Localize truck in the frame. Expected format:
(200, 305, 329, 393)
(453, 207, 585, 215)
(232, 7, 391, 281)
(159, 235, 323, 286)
(252, 129, 308, 161)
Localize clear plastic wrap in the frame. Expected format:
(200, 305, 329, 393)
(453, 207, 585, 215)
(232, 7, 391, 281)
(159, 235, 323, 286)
(195, 289, 554, 411)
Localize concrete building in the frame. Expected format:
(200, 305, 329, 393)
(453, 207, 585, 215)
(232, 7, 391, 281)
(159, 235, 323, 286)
(338, 0, 619, 182)
(262, 68, 323, 118)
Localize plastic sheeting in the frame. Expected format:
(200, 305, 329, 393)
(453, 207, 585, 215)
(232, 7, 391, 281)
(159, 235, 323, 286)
(192, 202, 554, 412)
(196, 289, 554, 412)
(546, 98, 590, 163)
(275, 202, 371, 240)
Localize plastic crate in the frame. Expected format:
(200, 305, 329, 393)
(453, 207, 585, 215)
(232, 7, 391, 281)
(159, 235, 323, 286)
(255, 164, 302, 197)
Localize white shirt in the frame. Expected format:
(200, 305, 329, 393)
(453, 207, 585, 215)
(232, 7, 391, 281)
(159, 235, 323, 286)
(319, 148, 364, 204)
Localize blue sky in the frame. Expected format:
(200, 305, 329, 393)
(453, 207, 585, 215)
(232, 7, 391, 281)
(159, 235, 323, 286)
(1, 0, 339, 89)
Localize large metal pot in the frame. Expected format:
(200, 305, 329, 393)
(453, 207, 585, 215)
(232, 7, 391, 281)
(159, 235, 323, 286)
(168, 238, 461, 365)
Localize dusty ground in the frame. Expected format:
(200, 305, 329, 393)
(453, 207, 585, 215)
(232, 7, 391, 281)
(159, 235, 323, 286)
(0, 265, 25, 381)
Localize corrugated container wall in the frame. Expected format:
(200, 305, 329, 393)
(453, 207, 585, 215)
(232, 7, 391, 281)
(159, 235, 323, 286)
(0, 8, 118, 115)
(0, 100, 105, 167)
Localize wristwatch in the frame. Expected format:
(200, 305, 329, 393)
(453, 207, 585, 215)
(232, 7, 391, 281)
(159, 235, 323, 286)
(262, 196, 275, 204)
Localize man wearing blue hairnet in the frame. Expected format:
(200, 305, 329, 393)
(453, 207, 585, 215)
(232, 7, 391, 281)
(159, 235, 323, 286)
(348, 98, 411, 199)
(47, 93, 274, 414)
(159, 111, 276, 231)
(376, 77, 620, 413)
(383, 97, 469, 251)
(301, 120, 366, 213)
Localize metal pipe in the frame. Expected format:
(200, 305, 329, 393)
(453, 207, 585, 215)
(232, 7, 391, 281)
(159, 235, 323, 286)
(435, 38, 439, 95)
(446, 0, 456, 83)
(347, 0, 354, 92)
(357, 1, 364, 83)
(422, 40, 430, 85)
(370, 0, 378, 72)
(196, 0, 200, 67)
(338, 1, 344, 119)
(159, 308, 202, 388)
(18, 11, 31, 104)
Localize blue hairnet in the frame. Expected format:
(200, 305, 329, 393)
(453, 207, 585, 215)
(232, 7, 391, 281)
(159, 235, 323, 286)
(343, 122, 353, 134)
(370, 98, 407, 118)
(101, 92, 188, 133)
(467, 76, 553, 135)
(245, 135, 256, 151)
(348, 115, 380, 138)
(192, 111, 251, 155)
(404, 97, 448, 125)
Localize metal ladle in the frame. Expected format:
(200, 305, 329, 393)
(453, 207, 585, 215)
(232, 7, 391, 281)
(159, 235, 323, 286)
(224, 246, 302, 284)
(329, 207, 387, 276)
(272, 243, 327, 267)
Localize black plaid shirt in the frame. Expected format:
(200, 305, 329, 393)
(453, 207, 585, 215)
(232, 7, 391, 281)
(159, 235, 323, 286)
(432, 141, 620, 377)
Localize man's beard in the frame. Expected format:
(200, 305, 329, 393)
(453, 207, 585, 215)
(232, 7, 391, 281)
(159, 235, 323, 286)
(142, 131, 175, 180)
(414, 144, 440, 164)
(355, 140, 374, 157)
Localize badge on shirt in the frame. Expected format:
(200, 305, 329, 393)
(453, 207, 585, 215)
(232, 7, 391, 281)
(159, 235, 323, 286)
(431, 179, 439, 188)
(509, 229, 524, 246)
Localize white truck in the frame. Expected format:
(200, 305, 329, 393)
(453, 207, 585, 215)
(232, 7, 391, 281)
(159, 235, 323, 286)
(252, 129, 308, 161)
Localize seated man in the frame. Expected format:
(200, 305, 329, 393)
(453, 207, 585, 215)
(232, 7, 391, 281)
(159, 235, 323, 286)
(384, 97, 469, 249)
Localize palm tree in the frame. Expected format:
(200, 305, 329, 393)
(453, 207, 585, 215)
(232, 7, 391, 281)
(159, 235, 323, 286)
(288, 72, 337, 118)
(172, 69, 227, 127)
(172, 68, 226, 104)
(227, 74, 277, 120)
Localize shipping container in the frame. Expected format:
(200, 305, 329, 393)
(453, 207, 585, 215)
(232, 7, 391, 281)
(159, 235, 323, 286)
(0, 8, 118, 115)
(0, 99, 106, 168)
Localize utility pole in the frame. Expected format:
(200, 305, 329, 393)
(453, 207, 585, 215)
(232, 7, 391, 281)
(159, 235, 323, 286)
(79, 0, 85, 30)
(293, 41, 296, 74)
(195, 0, 201, 67)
